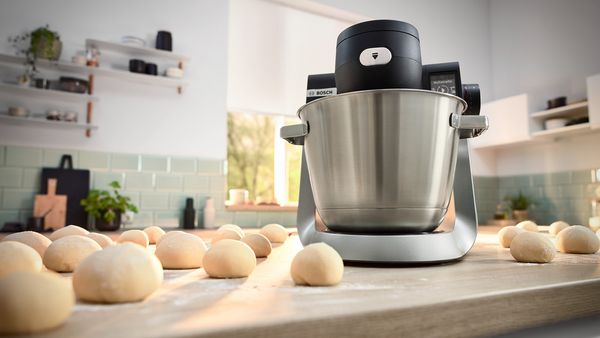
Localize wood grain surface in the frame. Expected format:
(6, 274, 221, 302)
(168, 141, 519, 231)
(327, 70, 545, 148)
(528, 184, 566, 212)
(33, 178, 67, 230)
(9, 226, 600, 338)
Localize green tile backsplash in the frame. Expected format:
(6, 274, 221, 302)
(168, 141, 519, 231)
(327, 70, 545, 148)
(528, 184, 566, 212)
(110, 154, 140, 171)
(141, 156, 168, 172)
(5, 146, 42, 167)
(79, 151, 109, 170)
(474, 169, 597, 225)
(5, 144, 589, 229)
(171, 158, 196, 173)
(0, 144, 296, 229)
(0, 167, 22, 188)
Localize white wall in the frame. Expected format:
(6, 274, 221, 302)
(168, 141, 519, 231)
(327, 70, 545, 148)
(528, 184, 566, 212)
(489, 0, 600, 109)
(228, 0, 350, 116)
(311, 0, 494, 103)
(0, 0, 228, 159)
(495, 132, 600, 176)
(486, 0, 600, 176)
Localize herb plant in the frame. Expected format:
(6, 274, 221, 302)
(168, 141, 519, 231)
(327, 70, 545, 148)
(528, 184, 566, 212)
(81, 181, 138, 223)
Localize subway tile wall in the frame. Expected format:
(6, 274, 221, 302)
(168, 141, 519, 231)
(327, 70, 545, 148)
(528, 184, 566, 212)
(472, 176, 499, 224)
(474, 169, 599, 225)
(0, 145, 296, 229)
(2, 145, 595, 229)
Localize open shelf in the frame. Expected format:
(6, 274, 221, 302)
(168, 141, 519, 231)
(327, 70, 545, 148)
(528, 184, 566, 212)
(92, 67, 188, 89)
(530, 101, 588, 119)
(0, 53, 187, 90)
(0, 53, 90, 76)
(0, 82, 98, 103)
(86, 39, 189, 65)
(0, 113, 98, 131)
(531, 122, 592, 139)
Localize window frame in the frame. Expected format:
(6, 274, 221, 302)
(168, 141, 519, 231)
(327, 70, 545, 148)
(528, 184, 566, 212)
(226, 107, 300, 208)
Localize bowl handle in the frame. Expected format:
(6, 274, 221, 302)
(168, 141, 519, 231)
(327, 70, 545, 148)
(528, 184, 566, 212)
(449, 113, 489, 138)
(281, 123, 309, 145)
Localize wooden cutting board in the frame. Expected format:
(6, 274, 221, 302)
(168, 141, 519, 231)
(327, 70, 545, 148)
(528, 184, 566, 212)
(34, 178, 67, 230)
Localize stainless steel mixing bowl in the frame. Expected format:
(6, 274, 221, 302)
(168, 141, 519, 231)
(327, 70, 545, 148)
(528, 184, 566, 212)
(282, 89, 487, 234)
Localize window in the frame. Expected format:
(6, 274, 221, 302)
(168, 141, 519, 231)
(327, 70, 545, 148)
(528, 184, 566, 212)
(227, 112, 302, 205)
(227, 0, 354, 207)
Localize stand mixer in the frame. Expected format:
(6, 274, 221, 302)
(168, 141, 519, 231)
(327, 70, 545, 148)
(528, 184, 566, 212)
(281, 20, 489, 263)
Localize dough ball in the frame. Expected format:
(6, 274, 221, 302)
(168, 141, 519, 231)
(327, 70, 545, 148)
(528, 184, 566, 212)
(156, 230, 186, 245)
(241, 233, 272, 258)
(219, 224, 244, 237)
(73, 243, 163, 303)
(510, 232, 555, 263)
(143, 226, 166, 244)
(516, 220, 538, 232)
(43, 235, 102, 272)
(556, 225, 599, 254)
(49, 225, 89, 241)
(549, 221, 570, 236)
(0, 271, 74, 334)
(497, 226, 523, 248)
(291, 242, 344, 286)
(0, 241, 42, 277)
(155, 232, 207, 269)
(117, 230, 149, 248)
(203, 239, 256, 278)
(212, 228, 243, 243)
(2, 231, 52, 257)
(86, 233, 114, 248)
(259, 223, 288, 243)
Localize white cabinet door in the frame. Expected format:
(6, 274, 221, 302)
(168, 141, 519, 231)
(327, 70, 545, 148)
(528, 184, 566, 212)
(470, 94, 531, 149)
(587, 73, 600, 129)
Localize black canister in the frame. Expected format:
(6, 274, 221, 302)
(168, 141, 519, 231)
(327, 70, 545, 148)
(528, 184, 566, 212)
(183, 197, 195, 229)
(335, 20, 422, 93)
(129, 59, 146, 73)
(145, 63, 158, 76)
(156, 31, 173, 51)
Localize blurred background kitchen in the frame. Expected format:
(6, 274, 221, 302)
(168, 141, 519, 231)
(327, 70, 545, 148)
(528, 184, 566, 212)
(0, 0, 599, 232)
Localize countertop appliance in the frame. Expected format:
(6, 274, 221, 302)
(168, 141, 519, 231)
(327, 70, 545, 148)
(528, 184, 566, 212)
(281, 20, 489, 263)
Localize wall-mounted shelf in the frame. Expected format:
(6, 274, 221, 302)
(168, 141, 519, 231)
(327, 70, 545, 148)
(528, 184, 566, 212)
(85, 39, 189, 66)
(0, 82, 98, 104)
(530, 101, 588, 120)
(0, 42, 190, 137)
(92, 67, 188, 90)
(471, 76, 600, 150)
(0, 113, 98, 131)
(531, 122, 592, 139)
(85, 39, 189, 94)
(0, 81, 96, 137)
(0, 53, 89, 76)
(0, 53, 187, 91)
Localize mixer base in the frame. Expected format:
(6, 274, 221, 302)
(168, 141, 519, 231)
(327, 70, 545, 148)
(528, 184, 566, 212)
(296, 139, 478, 263)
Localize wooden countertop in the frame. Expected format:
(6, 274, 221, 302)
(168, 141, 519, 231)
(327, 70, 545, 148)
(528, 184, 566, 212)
(10, 226, 600, 338)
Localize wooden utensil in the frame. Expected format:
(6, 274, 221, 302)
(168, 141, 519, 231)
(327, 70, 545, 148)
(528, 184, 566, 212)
(34, 178, 67, 230)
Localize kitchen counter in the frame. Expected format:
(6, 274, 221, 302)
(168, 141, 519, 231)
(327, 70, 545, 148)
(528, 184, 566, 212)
(6, 226, 600, 338)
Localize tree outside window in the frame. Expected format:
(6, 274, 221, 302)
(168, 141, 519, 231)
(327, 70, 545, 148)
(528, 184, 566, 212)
(227, 112, 301, 205)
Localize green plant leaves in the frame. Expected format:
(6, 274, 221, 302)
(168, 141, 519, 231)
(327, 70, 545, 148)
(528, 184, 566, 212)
(80, 181, 138, 222)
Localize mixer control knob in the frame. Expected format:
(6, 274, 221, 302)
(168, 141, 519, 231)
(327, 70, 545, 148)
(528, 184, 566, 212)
(359, 47, 392, 66)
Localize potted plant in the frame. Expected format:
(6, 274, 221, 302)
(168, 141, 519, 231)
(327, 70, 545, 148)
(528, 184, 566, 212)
(506, 191, 531, 222)
(9, 25, 62, 86)
(81, 181, 138, 231)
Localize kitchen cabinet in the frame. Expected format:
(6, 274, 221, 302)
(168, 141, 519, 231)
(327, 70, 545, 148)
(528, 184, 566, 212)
(587, 73, 600, 129)
(470, 94, 531, 149)
(472, 73, 600, 148)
